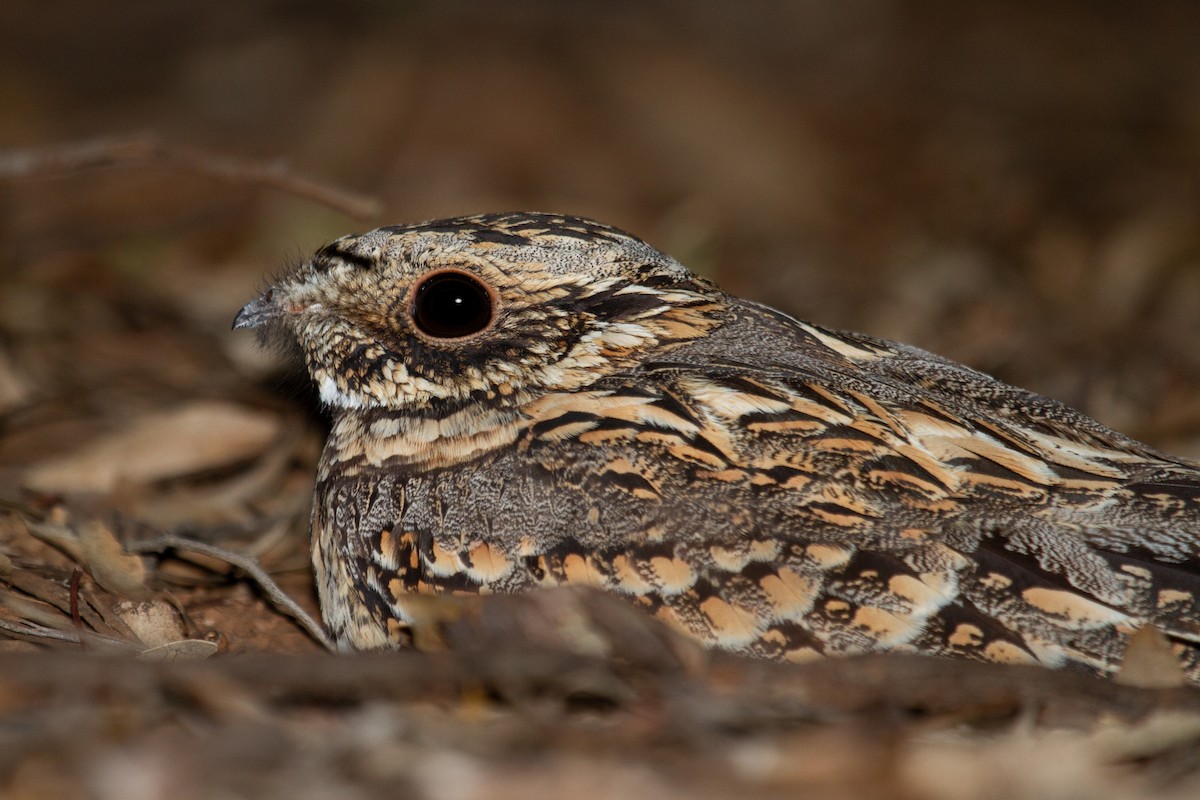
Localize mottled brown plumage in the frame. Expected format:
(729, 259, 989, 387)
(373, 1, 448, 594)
(235, 212, 1200, 679)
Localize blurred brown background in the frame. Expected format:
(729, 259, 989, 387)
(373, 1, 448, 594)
(4, 0, 1200, 450)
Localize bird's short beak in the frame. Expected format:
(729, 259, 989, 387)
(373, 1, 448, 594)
(232, 288, 279, 330)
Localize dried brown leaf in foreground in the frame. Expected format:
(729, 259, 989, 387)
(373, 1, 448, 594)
(2, 592, 1200, 800)
(1118, 625, 1189, 690)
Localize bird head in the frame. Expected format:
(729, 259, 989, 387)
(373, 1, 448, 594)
(234, 213, 725, 414)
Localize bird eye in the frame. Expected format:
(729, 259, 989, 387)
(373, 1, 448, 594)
(410, 271, 494, 339)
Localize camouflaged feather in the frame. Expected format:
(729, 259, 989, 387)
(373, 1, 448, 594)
(236, 212, 1200, 680)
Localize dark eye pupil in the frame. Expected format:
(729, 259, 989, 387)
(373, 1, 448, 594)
(411, 272, 493, 338)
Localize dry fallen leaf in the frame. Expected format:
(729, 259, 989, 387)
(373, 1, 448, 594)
(28, 518, 149, 601)
(114, 599, 185, 648)
(22, 401, 283, 495)
(135, 639, 219, 661)
(1116, 625, 1187, 689)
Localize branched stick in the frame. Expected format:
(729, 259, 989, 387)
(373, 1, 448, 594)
(129, 533, 335, 652)
(0, 133, 383, 221)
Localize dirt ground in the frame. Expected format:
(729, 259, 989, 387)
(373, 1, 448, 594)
(3, 3, 1200, 798)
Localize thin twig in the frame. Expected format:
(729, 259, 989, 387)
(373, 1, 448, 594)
(128, 533, 334, 652)
(0, 617, 82, 644)
(68, 567, 85, 650)
(0, 133, 383, 221)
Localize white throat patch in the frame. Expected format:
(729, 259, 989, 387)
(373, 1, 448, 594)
(319, 375, 367, 409)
